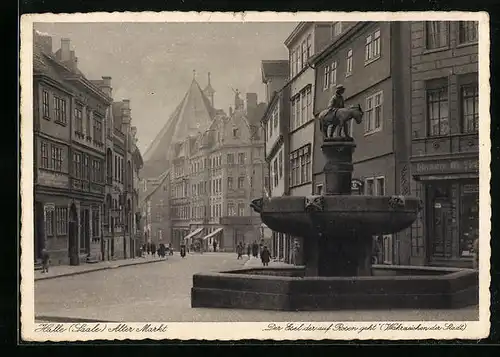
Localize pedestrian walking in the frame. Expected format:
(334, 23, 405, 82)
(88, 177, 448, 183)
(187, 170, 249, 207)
(213, 240, 218, 252)
(146, 243, 151, 256)
(261, 246, 271, 266)
(246, 243, 251, 257)
(151, 243, 156, 257)
(41, 248, 50, 273)
(252, 241, 259, 258)
(236, 242, 243, 260)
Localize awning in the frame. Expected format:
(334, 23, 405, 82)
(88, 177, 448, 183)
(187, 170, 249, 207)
(202, 228, 223, 240)
(184, 227, 204, 241)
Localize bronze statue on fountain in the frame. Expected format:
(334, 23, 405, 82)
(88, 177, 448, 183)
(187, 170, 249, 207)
(250, 84, 422, 277)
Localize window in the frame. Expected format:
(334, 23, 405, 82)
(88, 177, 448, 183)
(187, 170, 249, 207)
(365, 176, 385, 195)
(316, 184, 323, 195)
(426, 21, 449, 49)
(306, 35, 312, 59)
(73, 152, 82, 178)
(289, 145, 311, 187)
(290, 86, 312, 131)
(301, 41, 307, 70)
(55, 207, 67, 235)
(233, 128, 239, 138)
(383, 235, 393, 264)
(227, 153, 234, 165)
(323, 65, 330, 90)
(74, 106, 83, 133)
(346, 49, 353, 75)
(238, 203, 245, 216)
(93, 115, 103, 143)
(376, 177, 385, 196)
(365, 29, 381, 63)
(53, 96, 67, 124)
(227, 177, 233, 190)
(278, 150, 283, 179)
(333, 22, 342, 37)
(42, 90, 50, 118)
(458, 21, 478, 44)
(461, 84, 479, 133)
(227, 202, 235, 216)
(92, 159, 102, 182)
(273, 158, 279, 187)
(238, 153, 245, 165)
(273, 104, 279, 129)
(40, 141, 49, 168)
(82, 155, 89, 181)
(297, 44, 302, 71)
(364, 91, 383, 134)
(51, 145, 63, 172)
(330, 61, 337, 88)
(45, 208, 54, 237)
(365, 178, 374, 195)
(238, 176, 245, 189)
(427, 86, 449, 136)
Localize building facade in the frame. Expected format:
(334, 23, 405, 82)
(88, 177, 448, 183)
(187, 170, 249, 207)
(261, 60, 291, 261)
(408, 21, 479, 268)
(141, 73, 266, 252)
(33, 31, 143, 266)
(311, 21, 413, 265)
(283, 22, 338, 264)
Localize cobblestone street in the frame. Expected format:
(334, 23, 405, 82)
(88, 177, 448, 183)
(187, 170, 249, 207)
(35, 253, 479, 323)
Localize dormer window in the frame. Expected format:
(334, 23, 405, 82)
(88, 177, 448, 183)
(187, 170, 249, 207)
(233, 128, 239, 138)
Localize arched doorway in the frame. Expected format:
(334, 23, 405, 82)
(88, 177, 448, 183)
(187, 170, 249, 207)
(68, 203, 79, 266)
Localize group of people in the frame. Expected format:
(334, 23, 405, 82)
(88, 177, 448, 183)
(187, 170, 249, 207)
(140, 242, 173, 258)
(235, 240, 271, 266)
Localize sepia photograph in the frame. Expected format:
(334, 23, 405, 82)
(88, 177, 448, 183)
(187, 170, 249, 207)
(20, 12, 490, 341)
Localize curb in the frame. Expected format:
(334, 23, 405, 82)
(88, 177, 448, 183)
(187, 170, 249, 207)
(35, 258, 167, 281)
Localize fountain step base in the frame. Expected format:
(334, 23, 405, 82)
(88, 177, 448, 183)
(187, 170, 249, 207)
(191, 267, 478, 311)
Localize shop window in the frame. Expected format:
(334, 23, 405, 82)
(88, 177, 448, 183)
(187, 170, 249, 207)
(460, 183, 479, 258)
(383, 235, 393, 264)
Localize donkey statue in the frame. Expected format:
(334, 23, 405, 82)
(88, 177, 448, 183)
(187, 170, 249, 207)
(317, 104, 364, 139)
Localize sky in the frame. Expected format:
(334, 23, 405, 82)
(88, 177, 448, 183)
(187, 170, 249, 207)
(33, 22, 297, 153)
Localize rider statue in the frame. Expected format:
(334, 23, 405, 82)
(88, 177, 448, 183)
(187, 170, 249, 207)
(328, 84, 345, 114)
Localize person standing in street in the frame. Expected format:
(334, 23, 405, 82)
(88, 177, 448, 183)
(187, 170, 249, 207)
(213, 240, 218, 253)
(41, 248, 50, 273)
(236, 242, 243, 260)
(252, 241, 259, 258)
(260, 246, 271, 266)
(246, 243, 251, 257)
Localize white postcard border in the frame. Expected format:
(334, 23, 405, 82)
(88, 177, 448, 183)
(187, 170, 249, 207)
(20, 11, 491, 341)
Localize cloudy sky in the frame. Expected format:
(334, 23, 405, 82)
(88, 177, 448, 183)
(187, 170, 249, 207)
(33, 22, 297, 153)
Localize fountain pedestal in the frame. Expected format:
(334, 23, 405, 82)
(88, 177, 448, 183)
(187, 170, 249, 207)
(304, 138, 371, 277)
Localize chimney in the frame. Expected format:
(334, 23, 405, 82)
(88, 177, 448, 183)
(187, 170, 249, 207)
(35, 31, 53, 54)
(60, 38, 71, 62)
(101, 76, 113, 97)
(122, 99, 131, 124)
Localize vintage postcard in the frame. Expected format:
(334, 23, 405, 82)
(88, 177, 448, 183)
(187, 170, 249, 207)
(20, 11, 490, 341)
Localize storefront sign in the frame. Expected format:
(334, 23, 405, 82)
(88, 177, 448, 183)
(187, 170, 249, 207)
(412, 158, 479, 176)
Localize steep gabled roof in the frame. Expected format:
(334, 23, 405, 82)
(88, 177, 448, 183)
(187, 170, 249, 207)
(143, 78, 214, 167)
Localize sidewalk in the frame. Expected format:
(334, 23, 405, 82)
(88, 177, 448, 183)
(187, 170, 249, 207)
(243, 256, 294, 268)
(35, 255, 169, 281)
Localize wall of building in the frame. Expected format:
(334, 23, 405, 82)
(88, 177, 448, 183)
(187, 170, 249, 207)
(408, 21, 479, 268)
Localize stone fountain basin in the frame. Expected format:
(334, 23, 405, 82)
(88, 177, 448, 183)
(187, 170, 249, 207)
(191, 265, 478, 311)
(257, 195, 422, 237)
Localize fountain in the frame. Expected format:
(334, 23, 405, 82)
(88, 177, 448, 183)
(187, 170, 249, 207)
(191, 110, 478, 311)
